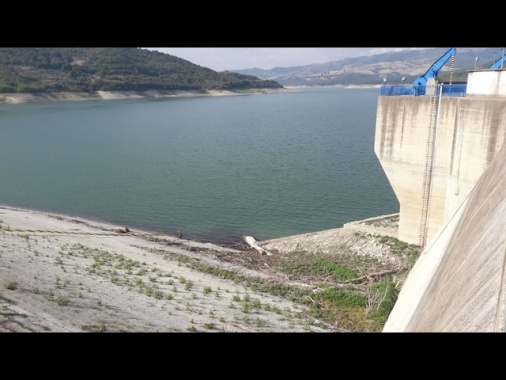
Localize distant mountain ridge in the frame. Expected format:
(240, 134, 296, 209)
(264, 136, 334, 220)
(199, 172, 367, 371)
(231, 48, 502, 86)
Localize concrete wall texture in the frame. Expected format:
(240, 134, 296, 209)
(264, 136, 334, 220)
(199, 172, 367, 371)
(375, 88, 506, 245)
(383, 143, 506, 332)
(377, 70, 506, 331)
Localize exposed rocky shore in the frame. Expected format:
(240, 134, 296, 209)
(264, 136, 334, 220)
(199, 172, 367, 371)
(0, 88, 295, 105)
(0, 205, 412, 332)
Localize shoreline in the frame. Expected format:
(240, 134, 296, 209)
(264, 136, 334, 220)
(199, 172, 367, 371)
(0, 85, 380, 105)
(0, 88, 295, 105)
(0, 203, 399, 252)
(0, 202, 398, 248)
(0, 204, 236, 246)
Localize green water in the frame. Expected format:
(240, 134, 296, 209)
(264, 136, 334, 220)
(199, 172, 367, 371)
(0, 86, 398, 243)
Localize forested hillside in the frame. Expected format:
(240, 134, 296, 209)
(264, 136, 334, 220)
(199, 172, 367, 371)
(0, 48, 283, 93)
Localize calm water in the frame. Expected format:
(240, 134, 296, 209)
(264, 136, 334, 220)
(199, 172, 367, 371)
(0, 87, 398, 243)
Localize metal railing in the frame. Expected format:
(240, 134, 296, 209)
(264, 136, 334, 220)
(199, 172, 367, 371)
(380, 83, 467, 97)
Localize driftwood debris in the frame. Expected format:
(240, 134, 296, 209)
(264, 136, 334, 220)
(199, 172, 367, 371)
(243, 235, 271, 256)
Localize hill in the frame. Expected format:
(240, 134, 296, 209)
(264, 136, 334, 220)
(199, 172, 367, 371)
(232, 48, 502, 86)
(0, 48, 283, 94)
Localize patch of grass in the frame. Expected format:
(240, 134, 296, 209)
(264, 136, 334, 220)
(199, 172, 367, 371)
(241, 302, 251, 314)
(154, 291, 164, 300)
(375, 235, 421, 265)
(47, 295, 70, 306)
(141, 242, 405, 332)
(5, 281, 18, 290)
(83, 322, 107, 332)
(287, 257, 359, 281)
(367, 282, 399, 330)
(255, 317, 265, 328)
(314, 287, 365, 308)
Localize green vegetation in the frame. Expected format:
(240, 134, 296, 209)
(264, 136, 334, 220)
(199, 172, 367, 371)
(2, 226, 418, 332)
(47, 294, 70, 306)
(167, 251, 409, 332)
(288, 257, 359, 281)
(4, 280, 18, 290)
(374, 235, 421, 265)
(0, 48, 282, 94)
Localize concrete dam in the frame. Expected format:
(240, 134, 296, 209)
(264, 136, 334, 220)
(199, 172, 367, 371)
(376, 69, 506, 332)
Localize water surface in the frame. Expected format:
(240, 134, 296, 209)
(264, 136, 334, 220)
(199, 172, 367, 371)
(0, 87, 398, 243)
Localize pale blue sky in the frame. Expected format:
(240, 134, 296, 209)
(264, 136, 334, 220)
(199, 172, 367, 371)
(143, 48, 421, 72)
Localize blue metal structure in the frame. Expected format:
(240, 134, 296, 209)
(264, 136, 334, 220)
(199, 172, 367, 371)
(412, 47, 457, 95)
(489, 53, 505, 69)
(380, 83, 466, 97)
(413, 47, 457, 87)
(440, 83, 467, 96)
(380, 47, 464, 97)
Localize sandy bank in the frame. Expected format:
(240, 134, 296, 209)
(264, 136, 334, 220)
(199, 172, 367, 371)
(0, 88, 295, 105)
(0, 85, 380, 105)
(284, 84, 382, 90)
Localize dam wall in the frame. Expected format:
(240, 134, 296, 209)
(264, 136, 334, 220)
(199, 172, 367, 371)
(375, 77, 506, 246)
(383, 142, 506, 331)
(378, 69, 506, 331)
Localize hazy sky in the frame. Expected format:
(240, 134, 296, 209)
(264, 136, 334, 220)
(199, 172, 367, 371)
(144, 48, 417, 72)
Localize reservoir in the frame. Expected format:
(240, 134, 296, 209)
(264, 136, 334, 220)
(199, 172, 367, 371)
(0, 86, 398, 243)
